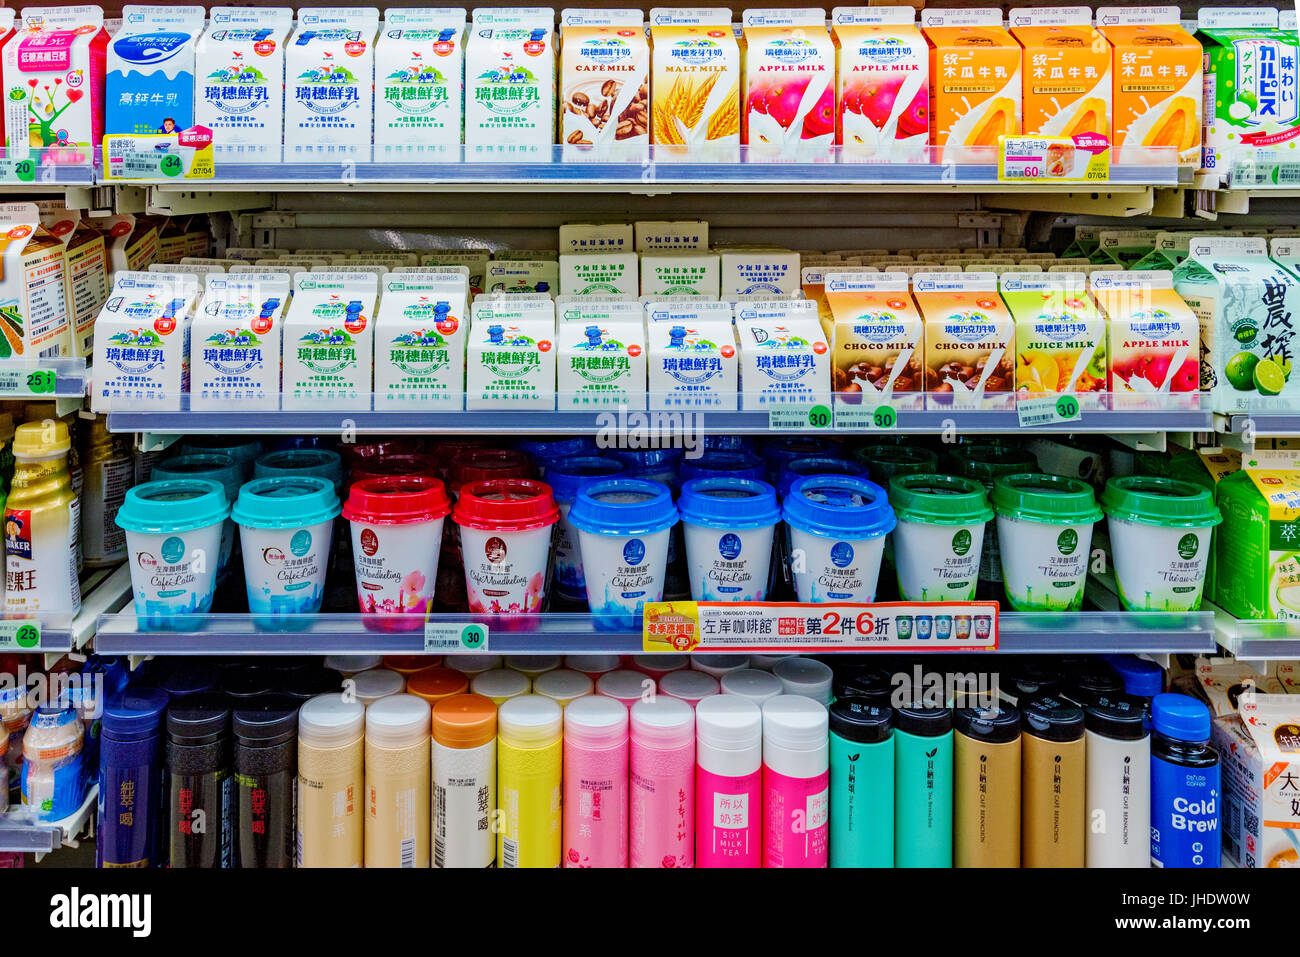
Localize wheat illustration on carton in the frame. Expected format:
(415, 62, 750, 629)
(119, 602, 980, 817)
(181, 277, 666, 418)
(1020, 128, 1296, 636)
(650, 9, 741, 159)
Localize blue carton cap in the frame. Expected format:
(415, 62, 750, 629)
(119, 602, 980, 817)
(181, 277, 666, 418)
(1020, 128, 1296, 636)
(1152, 692, 1211, 742)
(116, 479, 230, 535)
(232, 475, 340, 529)
(102, 687, 170, 741)
(546, 456, 626, 503)
(679, 450, 764, 485)
(778, 456, 867, 499)
(1106, 654, 1164, 698)
(783, 475, 896, 540)
(568, 478, 678, 536)
(518, 436, 597, 463)
(679, 477, 781, 529)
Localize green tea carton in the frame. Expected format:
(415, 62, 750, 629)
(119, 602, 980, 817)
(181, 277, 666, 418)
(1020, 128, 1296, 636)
(1173, 236, 1300, 413)
(1216, 462, 1300, 619)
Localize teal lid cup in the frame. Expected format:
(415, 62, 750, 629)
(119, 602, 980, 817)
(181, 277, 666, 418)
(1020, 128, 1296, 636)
(992, 473, 1102, 612)
(177, 437, 264, 480)
(678, 477, 780, 602)
(254, 448, 345, 500)
(888, 474, 993, 602)
(151, 452, 242, 581)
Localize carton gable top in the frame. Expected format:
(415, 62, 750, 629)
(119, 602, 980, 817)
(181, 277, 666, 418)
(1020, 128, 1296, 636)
(1090, 268, 1174, 290)
(1095, 6, 1181, 27)
(294, 7, 381, 30)
(561, 9, 642, 27)
(209, 7, 294, 28)
(1238, 693, 1300, 757)
(118, 6, 206, 31)
(913, 271, 998, 293)
(293, 271, 381, 294)
(19, 6, 105, 30)
(1008, 6, 1091, 28)
(832, 6, 914, 26)
(649, 8, 734, 28)
(825, 270, 908, 293)
(473, 8, 555, 27)
(383, 8, 469, 29)
(742, 9, 827, 28)
(1197, 6, 1278, 31)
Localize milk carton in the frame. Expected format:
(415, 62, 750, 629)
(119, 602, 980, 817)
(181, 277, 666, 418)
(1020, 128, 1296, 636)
(105, 6, 205, 137)
(374, 269, 469, 407)
(823, 270, 924, 410)
(831, 7, 928, 162)
(36, 200, 106, 357)
(282, 270, 380, 408)
(0, 203, 70, 359)
(742, 9, 835, 160)
(734, 299, 830, 410)
(422, 249, 490, 295)
(1000, 272, 1106, 404)
(1090, 269, 1199, 402)
(465, 8, 556, 149)
(644, 299, 737, 409)
(285, 8, 380, 160)
(640, 252, 721, 297)
(196, 7, 294, 164)
(1214, 695, 1300, 868)
(191, 271, 291, 410)
(556, 299, 646, 408)
(375, 8, 466, 155)
(720, 250, 801, 297)
(91, 270, 199, 412)
(648, 8, 740, 160)
(100, 214, 159, 274)
(467, 295, 556, 408)
(1009, 7, 1111, 140)
(0, 11, 14, 59)
(486, 258, 559, 294)
(559, 252, 638, 296)
(913, 271, 1016, 408)
(559, 9, 649, 158)
(558, 221, 634, 254)
(634, 219, 708, 251)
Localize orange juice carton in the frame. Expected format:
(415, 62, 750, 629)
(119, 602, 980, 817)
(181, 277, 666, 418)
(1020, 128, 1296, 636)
(1009, 6, 1111, 139)
(921, 8, 1021, 163)
(195, 7, 294, 164)
(556, 298, 646, 409)
(1000, 271, 1106, 404)
(559, 9, 649, 157)
(649, 8, 740, 161)
(741, 8, 835, 160)
(1213, 694, 1300, 868)
(465, 8, 556, 150)
(644, 298, 737, 409)
(36, 199, 105, 357)
(823, 270, 924, 409)
(640, 252, 721, 297)
(467, 294, 556, 408)
(720, 250, 801, 297)
(559, 221, 634, 253)
(374, 7, 467, 156)
(1096, 5, 1201, 166)
(1089, 269, 1199, 400)
(913, 270, 1016, 407)
(734, 298, 829, 410)
(635, 219, 708, 251)
(559, 252, 639, 296)
(285, 7, 380, 160)
(0, 202, 70, 359)
(831, 6, 928, 162)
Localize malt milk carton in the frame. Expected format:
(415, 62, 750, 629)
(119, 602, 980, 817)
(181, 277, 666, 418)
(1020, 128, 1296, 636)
(375, 8, 466, 155)
(648, 8, 741, 161)
(195, 7, 294, 164)
(285, 8, 380, 160)
(831, 6, 928, 162)
(559, 9, 649, 158)
(742, 9, 835, 160)
(1213, 695, 1300, 868)
(105, 6, 205, 137)
(559, 252, 638, 296)
(1009, 6, 1111, 139)
(644, 299, 737, 409)
(734, 298, 830, 410)
(282, 270, 380, 407)
(190, 271, 290, 410)
(0, 203, 70, 359)
(1090, 269, 1199, 402)
(91, 270, 199, 411)
(3, 6, 109, 160)
(467, 294, 557, 408)
(823, 270, 924, 410)
(556, 298, 646, 408)
(36, 200, 107, 357)
(1000, 271, 1106, 404)
(465, 8, 556, 149)
(374, 269, 469, 407)
(913, 271, 1016, 407)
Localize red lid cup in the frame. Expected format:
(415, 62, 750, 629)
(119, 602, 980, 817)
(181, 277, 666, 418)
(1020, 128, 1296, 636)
(449, 448, 537, 494)
(349, 452, 438, 487)
(430, 438, 501, 479)
(342, 475, 452, 525)
(344, 437, 425, 467)
(453, 478, 559, 531)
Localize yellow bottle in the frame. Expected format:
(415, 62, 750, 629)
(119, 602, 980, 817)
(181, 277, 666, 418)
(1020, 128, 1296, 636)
(497, 694, 562, 868)
(4, 420, 80, 615)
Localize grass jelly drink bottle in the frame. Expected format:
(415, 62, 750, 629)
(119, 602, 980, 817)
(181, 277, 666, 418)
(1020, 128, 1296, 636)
(887, 474, 993, 602)
(165, 693, 233, 868)
(782, 475, 896, 603)
(4, 420, 80, 616)
(98, 688, 169, 868)
(1150, 693, 1220, 868)
(992, 473, 1102, 611)
(828, 699, 894, 868)
(679, 477, 781, 602)
(233, 695, 298, 869)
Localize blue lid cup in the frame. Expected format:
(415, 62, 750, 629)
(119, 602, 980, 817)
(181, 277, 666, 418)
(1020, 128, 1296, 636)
(150, 453, 241, 580)
(254, 448, 346, 500)
(678, 477, 780, 602)
(783, 475, 896, 603)
(546, 456, 626, 600)
(777, 456, 867, 499)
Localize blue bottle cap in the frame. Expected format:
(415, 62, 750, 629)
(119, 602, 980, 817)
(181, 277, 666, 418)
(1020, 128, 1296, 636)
(254, 448, 345, 497)
(115, 479, 230, 535)
(151, 453, 242, 507)
(232, 475, 341, 529)
(1106, 654, 1164, 698)
(782, 475, 896, 540)
(606, 447, 684, 475)
(568, 478, 678, 536)
(102, 688, 170, 741)
(703, 435, 754, 452)
(1152, 692, 1211, 742)
(777, 456, 867, 498)
(678, 477, 781, 530)
(517, 437, 597, 463)
(679, 450, 764, 484)
(545, 455, 626, 503)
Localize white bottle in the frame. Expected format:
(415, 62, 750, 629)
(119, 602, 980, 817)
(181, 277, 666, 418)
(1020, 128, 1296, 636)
(761, 695, 830, 868)
(696, 694, 762, 868)
(431, 693, 496, 869)
(1085, 697, 1151, 868)
(773, 657, 834, 707)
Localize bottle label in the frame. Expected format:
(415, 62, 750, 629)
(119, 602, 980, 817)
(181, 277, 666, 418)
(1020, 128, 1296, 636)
(1150, 753, 1220, 868)
(762, 765, 829, 868)
(696, 766, 760, 867)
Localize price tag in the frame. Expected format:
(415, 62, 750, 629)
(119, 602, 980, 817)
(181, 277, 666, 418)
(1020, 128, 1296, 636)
(1017, 394, 1082, 428)
(0, 620, 42, 650)
(0, 368, 56, 396)
(998, 134, 1110, 183)
(102, 132, 213, 181)
(768, 403, 832, 431)
(424, 621, 489, 653)
(0, 158, 37, 183)
(834, 403, 897, 431)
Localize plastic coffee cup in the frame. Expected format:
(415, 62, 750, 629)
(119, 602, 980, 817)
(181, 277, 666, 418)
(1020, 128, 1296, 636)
(679, 450, 765, 484)
(115, 479, 229, 629)
(517, 437, 597, 475)
(342, 475, 452, 632)
(1101, 476, 1222, 612)
(348, 453, 438, 486)
(149, 453, 242, 582)
(782, 475, 897, 603)
(678, 477, 781, 602)
(992, 473, 1102, 611)
(255, 448, 346, 501)
(888, 473, 993, 602)
(448, 448, 536, 497)
(851, 444, 939, 488)
(545, 456, 626, 601)
(452, 478, 559, 615)
(777, 456, 868, 500)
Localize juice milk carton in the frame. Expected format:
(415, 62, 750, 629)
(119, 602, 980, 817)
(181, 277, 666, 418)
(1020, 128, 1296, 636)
(648, 8, 740, 160)
(640, 252, 721, 297)
(559, 252, 638, 296)
(734, 298, 830, 410)
(920, 8, 1021, 164)
(1199, 7, 1300, 182)
(282, 270, 380, 408)
(467, 294, 556, 409)
(720, 250, 801, 297)
(285, 8, 380, 160)
(1009, 6, 1111, 138)
(1000, 272, 1106, 404)
(36, 200, 106, 357)
(831, 6, 928, 162)
(913, 271, 1016, 407)
(196, 7, 294, 164)
(190, 271, 291, 410)
(1175, 237, 1300, 413)
(3, 6, 109, 160)
(1096, 6, 1201, 167)
(465, 8, 556, 149)
(375, 7, 467, 156)
(644, 299, 737, 409)
(741, 9, 835, 160)
(556, 298, 646, 408)
(559, 9, 649, 157)
(1090, 269, 1199, 403)
(0, 203, 70, 359)
(1213, 694, 1300, 868)
(823, 271, 924, 410)
(374, 269, 469, 407)
(91, 270, 199, 411)
(105, 6, 205, 137)
(1215, 466, 1300, 620)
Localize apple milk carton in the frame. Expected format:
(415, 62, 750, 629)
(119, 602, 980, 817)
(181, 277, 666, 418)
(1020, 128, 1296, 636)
(644, 299, 737, 409)
(556, 298, 646, 408)
(0, 203, 70, 359)
(36, 200, 106, 357)
(196, 7, 294, 163)
(913, 271, 1016, 407)
(741, 9, 835, 160)
(282, 271, 380, 407)
(374, 269, 469, 407)
(467, 294, 557, 408)
(91, 270, 199, 411)
(3, 6, 109, 160)
(823, 270, 924, 410)
(285, 8, 380, 160)
(375, 8, 467, 155)
(559, 9, 649, 158)
(831, 7, 928, 162)
(1009, 6, 1111, 139)
(465, 8, 556, 149)
(191, 271, 291, 410)
(1000, 271, 1106, 405)
(734, 298, 830, 410)
(1090, 269, 1199, 405)
(648, 8, 741, 160)
(105, 6, 205, 137)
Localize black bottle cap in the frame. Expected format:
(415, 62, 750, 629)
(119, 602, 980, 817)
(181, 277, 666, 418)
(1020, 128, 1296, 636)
(233, 694, 300, 747)
(1084, 694, 1150, 741)
(222, 664, 274, 700)
(830, 699, 893, 744)
(1009, 661, 1061, 702)
(1063, 665, 1124, 707)
(158, 663, 219, 698)
(166, 692, 231, 744)
(954, 702, 1021, 743)
(833, 668, 893, 707)
(894, 705, 953, 737)
(1022, 695, 1085, 742)
(283, 666, 344, 701)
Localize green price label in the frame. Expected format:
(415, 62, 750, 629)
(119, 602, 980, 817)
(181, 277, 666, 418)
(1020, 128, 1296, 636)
(1017, 393, 1083, 428)
(1055, 395, 1079, 419)
(25, 370, 55, 394)
(807, 404, 831, 429)
(14, 159, 34, 183)
(768, 404, 828, 431)
(872, 404, 897, 429)
(159, 154, 183, 177)
(424, 621, 490, 653)
(14, 623, 39, 649)
(459, 624, 487, 650)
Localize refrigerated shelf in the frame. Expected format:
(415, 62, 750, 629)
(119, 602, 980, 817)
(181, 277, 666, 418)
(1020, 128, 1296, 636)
(0, 787, 98, 855)
(1209, 601, 1300, 662)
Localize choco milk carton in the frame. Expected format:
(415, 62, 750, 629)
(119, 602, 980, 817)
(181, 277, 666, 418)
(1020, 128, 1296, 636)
(282, 270, 380, 408)
(644, 299, 738, 410)
(190, 271, 291, 410)
(913, 270, 1016, 408)
(823, 270, 924, 410)
(285, 7, 380, 160)
(734, 298, 831, 410)
(375, 7, 467, 156)
(196, 7, 294, 164)
(105, 6, 205, 137)
(374, 269, 469, 407)
(91, 270, 199, 411)
(556, 297, 646, 409)
(0, 202, 70, 359)
(465, 8, 556, 149)
(467, 294, 557, 408)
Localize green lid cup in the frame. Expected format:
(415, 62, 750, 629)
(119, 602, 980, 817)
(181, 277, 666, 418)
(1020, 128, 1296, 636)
(854, 445, 940, 488)
(888, 473, 993, 602)
(992, 473, 1103, 612)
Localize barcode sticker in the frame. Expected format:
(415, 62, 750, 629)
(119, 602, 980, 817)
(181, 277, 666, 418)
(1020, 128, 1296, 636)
(1016, 394, 1082, 428)
(502, 837, 519, 869)
(400, 838, 416, 868)
(424, 622, 489, 652)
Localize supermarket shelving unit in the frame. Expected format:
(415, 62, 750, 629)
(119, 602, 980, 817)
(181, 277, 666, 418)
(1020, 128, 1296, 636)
(0, 787, 98, 856)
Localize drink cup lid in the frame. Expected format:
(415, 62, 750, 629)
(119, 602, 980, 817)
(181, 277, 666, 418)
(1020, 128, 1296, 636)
(533, 669, 594, 704)
(298, 692, 365, 749)
(830, 698, 894, 744)
(762, 695, 828, 752)
(690, 654, 750, 679)
(564, 693, 627, 750)
(777, 456, 866, 498)
(1101, 476, 1223, 529)
(761, 436, 832, 476)
(407, 667, 470, 704)
(232, 475, 340, 529)
(158, 663, 219, 697)
(349, 452, 438, 486)
(888, 473, 993, 526)
(221, 664, 274, 699)
(432, 693, 496, 748)
(384, 655, 438, 675)
(518, 436, 597, 463)
(1151, 692, 1210, 741)
(696, 694, 761, 749)
(151, 453, 241, 504)
(851, 443, 938, 485)
(365, 693, 430, 750)
(631, 695, 694, 749)
(449, 448, 536, 493)
(1022, 695, 1085, 742)
(720, 668, 783, 704)
(783, 475, 896, 540)
(324, 654, 382, 675)
(103, 687, 170, 740)
(254, 448, 345, 497)
(773, 657, 835, 707)
(116, 478, 230, 534)
(678, 477, 781, 529)
(992, 472, 1102, 525)
(954, 702, 1021, 743)
(452, 479, 559, 531)
(952, 444, 1038, 485)
(1084, 694, 1149, 741)
(659, 669, 718, 704)
(596, 669, 651, 705)
(545, 455, 626, 503)
(568, 478, 677, 536)
(679, 450, 764, 485)
(178, 436, 263, 475)
(605, 447, 683, 474)
(498, 694, 562, 748)
(344, 438, 425, 468)
(342, 474, 451, 525)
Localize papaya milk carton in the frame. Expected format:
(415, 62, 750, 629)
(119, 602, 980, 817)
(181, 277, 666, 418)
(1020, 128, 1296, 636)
(285, 7, 380, 160)
(1009, 6, 1111, 139)
(36, 200, 106, 357)
(195, 7, 294, 164)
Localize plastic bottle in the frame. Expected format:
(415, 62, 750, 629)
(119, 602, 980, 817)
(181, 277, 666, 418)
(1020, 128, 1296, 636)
(233, 695, 298, 868)
(954, 702, 1021, 868)
(497, 694, 563, 868)
(22, 705, 85, 822)
(297, 693, 365, 868)
(563, 694, 629, 868)
(24, 403, 82, 571)
(774, 657, 834, 707)
(762, 695, 829, 868)
(165, 693, 233, 868)
(1022, 695, 1085, 868)
(432, 693, 496, 869)
(658, 669, 718, 708)
(1085, 695, 1150, 868)
(98, 688, 169, 868)
(720, 668, 783, 707)
(829, 698, 893, 868)
(350, 667, 405, 706)
(894, 705, 953, 867)
(630, 695, 695, 868)
(365, 694, 431, 868)
(696, 694, 762, 868)
(533, 668, 594, 707)
(1150, 693, 1220, 868)
(78, 417, 131, 567)
(4, 420, 81, 615)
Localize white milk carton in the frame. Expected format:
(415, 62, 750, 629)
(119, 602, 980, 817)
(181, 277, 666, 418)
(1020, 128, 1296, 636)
(721, 250, 802, 297)
(486, 258, 559, 294)
(634, 219, 708, 251)
(558, 221, 634, 253)
(734, 299, 830, 410)
(422, 249, 490, 294)
(640, 252, 721, 297)
(468, 294, 556, 408)
(0, 203, 70, 359)
(285, 8, 380, 160)
(644, 299, 738, 409)
(559, 252, 639, 296)
(105, 6, 205, 137)
(375, 8, 467, 155)
(1215, 694, 1300, 868)
(374, 269, 469, 407)
(151, 262, 226, 280)
(196, 7, 294, 163)
(556, 298, 646, 408)
(36, 200, 106, 357)
(91, 270, 199, 411)
(281, 270, 380, 408)
(190, 271, 291, 410)
(465, 8, 556, 149)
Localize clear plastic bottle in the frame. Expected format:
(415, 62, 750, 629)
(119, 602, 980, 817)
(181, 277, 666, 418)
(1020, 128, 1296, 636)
(21, 706, 85, 821)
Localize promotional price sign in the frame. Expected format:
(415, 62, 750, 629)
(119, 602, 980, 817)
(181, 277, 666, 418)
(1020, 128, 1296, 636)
(102, 127, 214, 181)
(998, 133, 1110, 182)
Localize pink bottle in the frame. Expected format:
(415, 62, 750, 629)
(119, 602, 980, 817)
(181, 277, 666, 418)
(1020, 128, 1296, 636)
(659, 669, 719, 709)
(762, 695, 829, 868)
(596, 669, 652, 708)
(563, 695, 629, 868)
(696, 694, 762, 868)
(629, 696, 695, 868)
